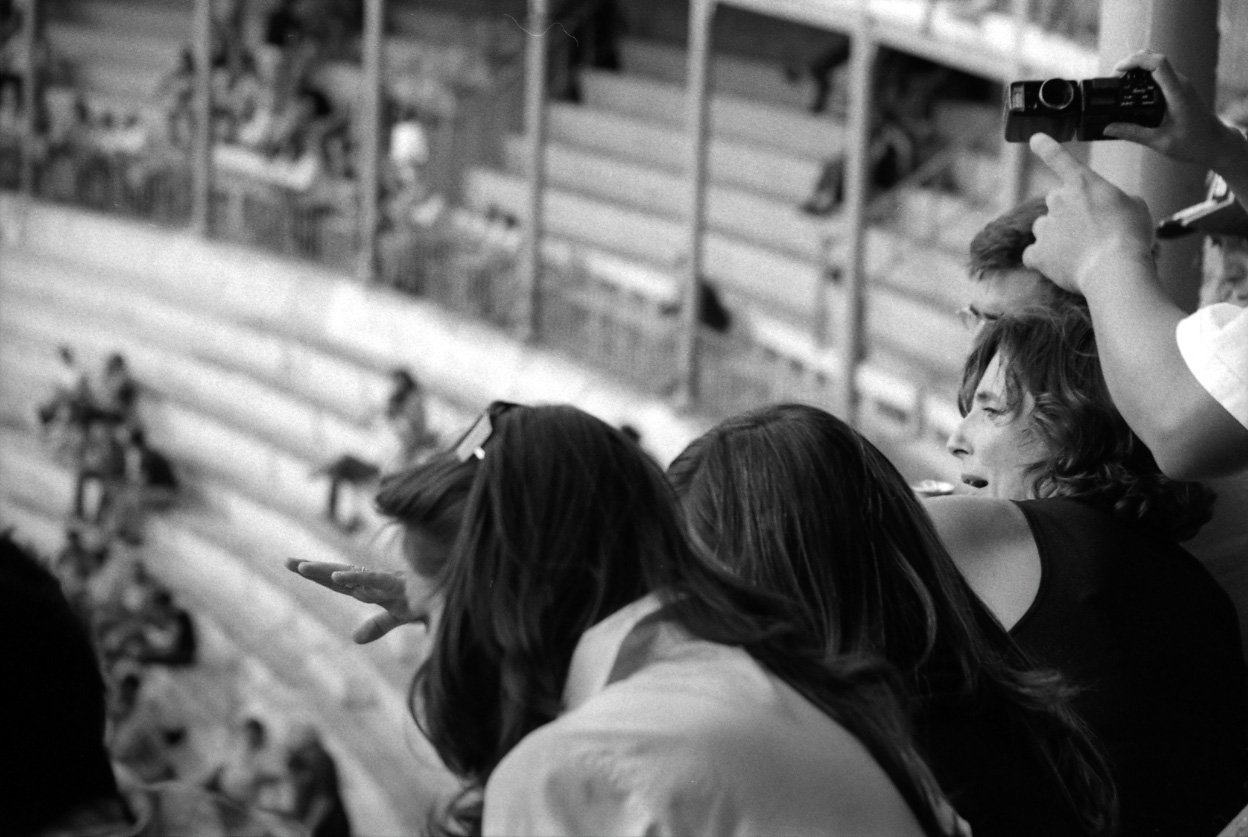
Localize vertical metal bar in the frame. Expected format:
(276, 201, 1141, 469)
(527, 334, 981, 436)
(675, 0, 713, 409)
(836, 17, 876, 425)
(518, 0, 550, 342)
(18, 0, 40, 196)
(190, 0, 213, 234)
(1003, 0, 1031, 208)
(1090, 0, 1219, 310)
(356, 0, 384, 281)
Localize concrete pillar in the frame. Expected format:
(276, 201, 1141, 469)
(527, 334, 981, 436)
(836, 16, 877, 425)
(191, 0, 213, 235)
(356, 0, 384, 282)
(518, 0, 550, 343)
(676, 0, 714, 409)
(1090, 0, 1220, 311)
(18, 0, 41, 197)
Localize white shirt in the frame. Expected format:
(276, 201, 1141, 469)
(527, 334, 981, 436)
(1177, 303, 1248, 429)
(482, 594, 927, 837)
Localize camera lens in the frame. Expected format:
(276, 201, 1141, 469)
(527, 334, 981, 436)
(1038, 78, 1076, 110)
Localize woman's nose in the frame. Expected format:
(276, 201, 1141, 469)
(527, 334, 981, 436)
(946, 418, 972, 458)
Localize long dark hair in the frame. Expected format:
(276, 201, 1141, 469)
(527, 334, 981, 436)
(378, 403, 954, 837)
(959, 308, 1215, 541)
(667, 403, 1117, 835)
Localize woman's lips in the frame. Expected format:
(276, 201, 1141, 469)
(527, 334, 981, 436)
(961, 474, 988, 489)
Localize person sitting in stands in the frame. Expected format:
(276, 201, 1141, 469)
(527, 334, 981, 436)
(74, 417, 126, 525)
(206, 717, 286, 811)
(123, 589, 197, 667)
(292, 404, 969, 836)
(110, 426, 178, 544)
(318, 368, 435, 533)
(666, 403, 1115, 837)
(930, 308, 1248, 835)
(107, 669, 184, 784)
(37, 343, 92, 454)
(283, 725, 352, 837)
(92, 352, 139, 428)
(0, 532, 304, 836)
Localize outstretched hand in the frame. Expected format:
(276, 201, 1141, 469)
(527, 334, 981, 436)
(1103, 51, 1239, 170)
(285, 558, 420, 644)
(1023, 134, 1156, 295)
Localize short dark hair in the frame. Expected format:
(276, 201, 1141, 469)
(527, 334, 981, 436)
(0, 531, 118, 832)
(968, 198, 1083, 308)
(959, 308, 1215, 541)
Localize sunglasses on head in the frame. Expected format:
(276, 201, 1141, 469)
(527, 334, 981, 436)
(453, 401, 522, 462)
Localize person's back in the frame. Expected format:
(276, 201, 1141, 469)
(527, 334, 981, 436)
(486, 595, 926, 837)
(1014, 497, 1248, 836)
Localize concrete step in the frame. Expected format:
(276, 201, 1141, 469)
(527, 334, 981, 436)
(578, 67, 841, 164)
(548, 103, 821, 204)
(0, 246, 474, 437)
(501, 134, 831, 263)
(617, 35, 818, 113)
(463, 164, 970, 382)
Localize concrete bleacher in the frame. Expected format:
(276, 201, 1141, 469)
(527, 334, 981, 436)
(462, 33, 997, 438)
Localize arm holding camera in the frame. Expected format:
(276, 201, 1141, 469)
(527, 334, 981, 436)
(1103, 51, 1248, 216)
(1022, 53, 1248, 481)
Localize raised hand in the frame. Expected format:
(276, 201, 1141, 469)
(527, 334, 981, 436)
(1103, 51, 1242, 172)
(285, 558, 421, 644)
(1023, 133, 1156, 295)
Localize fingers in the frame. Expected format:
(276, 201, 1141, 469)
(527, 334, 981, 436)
(1112, 50, 1164, 75)
(1102, 122, 1152, 143)
(1029, 133, 1088, 182)
(352, 612, 403, 644)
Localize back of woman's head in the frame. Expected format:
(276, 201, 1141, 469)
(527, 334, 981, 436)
(960, 308, 1214, 541)
(669, 404, 1117, 835)
(668, 404, 962, 675)
(407, 404, 692, 829)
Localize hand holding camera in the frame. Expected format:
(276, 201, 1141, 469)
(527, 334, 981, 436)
(1100, 51, 1246, 173)
(1005, 67, 1165, 143)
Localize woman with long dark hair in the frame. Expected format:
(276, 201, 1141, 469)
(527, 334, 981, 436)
(667, 402, 1115, 837)
(295, 402, 962, 836)
(936, 306, 1248, 835)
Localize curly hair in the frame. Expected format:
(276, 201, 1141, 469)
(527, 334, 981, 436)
(958, 308, 1215, 542)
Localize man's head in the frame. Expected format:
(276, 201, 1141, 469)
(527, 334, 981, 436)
(963, 197, 1084, 331)
(0, 532, 119, 833)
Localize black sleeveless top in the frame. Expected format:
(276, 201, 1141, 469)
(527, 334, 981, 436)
(1014, 498, 1248, 836)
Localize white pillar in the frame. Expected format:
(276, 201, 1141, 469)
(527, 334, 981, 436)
(1089, 0, 1220, 311)
(518, 0, 550, 342)
(676, 0, 714, 409)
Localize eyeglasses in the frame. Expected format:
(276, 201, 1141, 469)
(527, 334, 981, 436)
(956, 305, 1001, 333)
(453, 401, 522, 462)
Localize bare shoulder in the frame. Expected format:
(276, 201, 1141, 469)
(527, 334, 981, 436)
(923, 496, 1030, 557)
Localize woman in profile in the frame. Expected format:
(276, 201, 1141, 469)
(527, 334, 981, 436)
(936, 307, 1248, 835)
(293, 402, 962, 836)
(666, 403, 1116, 837)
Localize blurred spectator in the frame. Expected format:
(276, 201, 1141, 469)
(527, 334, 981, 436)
(124, 589, 198, 668)
(206, 717, 286, 810)
(37, 343, 91, 455)
(74, 417, 126, 524)
(107, 670, 185, 784)
(285, 725, 352, 837)
(111, 425, 179, 544)
(317, 369, 435, 531)
(93, 352, 139, 428)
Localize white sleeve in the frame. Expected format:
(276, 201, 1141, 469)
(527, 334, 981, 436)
(483, 737, 653, 837)
(1176, 303, 1248, 429)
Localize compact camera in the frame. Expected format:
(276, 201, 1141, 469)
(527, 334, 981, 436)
(1003, 68, 1165, 143)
